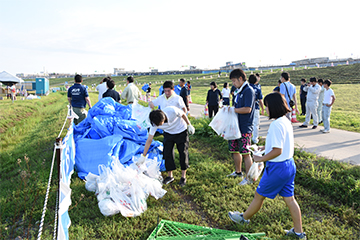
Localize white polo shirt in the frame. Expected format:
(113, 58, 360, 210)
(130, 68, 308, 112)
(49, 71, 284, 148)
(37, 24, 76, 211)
(149, 106, 187, 135)
(265, 116, 294, 162)
(151, 93, 186, 111)
(96, 82, 108, 101)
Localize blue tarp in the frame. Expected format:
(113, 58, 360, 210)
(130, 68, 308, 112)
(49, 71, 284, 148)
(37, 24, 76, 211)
(141, 83, 149, 92)
(174, 84, 181, 95)
(74, 97, 165, 179)
(159, 85, 164, 96)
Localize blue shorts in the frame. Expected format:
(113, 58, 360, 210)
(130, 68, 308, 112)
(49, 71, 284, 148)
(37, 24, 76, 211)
(256, 158, 296, 199)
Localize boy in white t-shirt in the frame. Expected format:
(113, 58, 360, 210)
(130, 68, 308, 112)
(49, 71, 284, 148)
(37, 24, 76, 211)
(228, 92, 306, 239)
(138, 106, 195, 187)
(321, 79, 336, 133)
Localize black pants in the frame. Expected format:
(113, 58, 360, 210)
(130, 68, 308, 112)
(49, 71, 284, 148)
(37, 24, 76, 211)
(300, 97, 307, 115)
(163, 130, 189, 171)
(208, 105, 219, 118)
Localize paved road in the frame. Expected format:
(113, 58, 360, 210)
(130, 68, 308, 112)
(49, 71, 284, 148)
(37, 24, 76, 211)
(189, 103, 360, 165)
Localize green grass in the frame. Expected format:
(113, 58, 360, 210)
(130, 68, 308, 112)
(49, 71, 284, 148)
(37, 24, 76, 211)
(0, 91, 359, 239)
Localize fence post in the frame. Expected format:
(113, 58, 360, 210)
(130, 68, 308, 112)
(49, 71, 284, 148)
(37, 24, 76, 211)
(55, 137, 62, 239)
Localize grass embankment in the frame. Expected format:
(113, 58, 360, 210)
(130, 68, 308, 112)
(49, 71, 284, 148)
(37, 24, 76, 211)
(0, 92, 359, 239)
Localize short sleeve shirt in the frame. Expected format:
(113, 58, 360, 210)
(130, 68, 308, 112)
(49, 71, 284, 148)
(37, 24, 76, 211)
(323, 88, 335, 105)
(249, 83, 263, 110)
(179, 86, 188, 107)
(67, 83, 89, 108)
(103, 89, 120, 102)
(96, 82, 107, 101)
(280, 82, 296, 108)
(151, 93, 186, 110)
(222, 88, 230, 98)
(234, 84, 255, 133)
(265, 116, 294, 162)
(149, 106, 187, 135)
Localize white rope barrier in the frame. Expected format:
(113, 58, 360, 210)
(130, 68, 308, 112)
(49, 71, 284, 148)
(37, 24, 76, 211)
(37, 114, 68, 240)
(53, 190, 59, 240)
(37, 146, 56, 240)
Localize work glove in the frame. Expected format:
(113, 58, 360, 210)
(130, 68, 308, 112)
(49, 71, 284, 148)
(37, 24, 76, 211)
(136, 154, 147, 166)
(187, 124, 195, 135)
(229, 107, 235, 114)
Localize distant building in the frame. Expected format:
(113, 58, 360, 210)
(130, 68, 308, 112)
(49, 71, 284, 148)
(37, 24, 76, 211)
(220, 62, 247, 71)
(114, 68, 135, 76)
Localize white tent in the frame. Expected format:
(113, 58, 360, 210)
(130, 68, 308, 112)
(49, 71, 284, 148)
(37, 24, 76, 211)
(0, 71, 24, 85)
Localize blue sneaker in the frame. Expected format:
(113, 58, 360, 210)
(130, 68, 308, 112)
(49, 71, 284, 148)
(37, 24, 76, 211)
(285, 228, 307, 239)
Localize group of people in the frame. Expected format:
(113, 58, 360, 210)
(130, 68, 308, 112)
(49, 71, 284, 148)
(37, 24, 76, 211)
(225, 69, 306, 239)
(206, 72, 264, 144)
(67, 70, 307, 238)
(4, 83, 17, 103)
(202, 70, 306, 238)
(298, 78, 336, 133)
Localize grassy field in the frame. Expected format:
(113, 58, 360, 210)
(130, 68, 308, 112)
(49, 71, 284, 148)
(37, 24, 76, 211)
(0, 91, 359, 239)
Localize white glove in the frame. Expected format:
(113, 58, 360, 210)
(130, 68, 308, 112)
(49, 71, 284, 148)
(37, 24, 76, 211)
(136, 154, 147, 166)
(187, 124, 195, 135)
(229, 107, 235, 114)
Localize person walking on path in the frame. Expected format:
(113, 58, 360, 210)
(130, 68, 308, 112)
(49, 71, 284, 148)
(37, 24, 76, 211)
(179, 79, 190, 112)
(138, 106, 195, 187)
(279, 72, 299, 120)
(317, 79, 325, 124)
(121, 76, 141, 104)
(96, 77, 109, 101)
(299, 79, 307, 116)
(249, 74, 265, 144)
(221, 82, 231, 106)
(299, 77, 321, 129)
(149, 81, 187, 113)
(228, 92, 306, 240)
(320, 79, 336, 133)
(102, 79, 121, 103)
(146, 83, 152, 102)
(186, 80, 192, 103)
(227, 69, 255, 185)
(206, 81, 222, 118)
(67, 74, 92, 125)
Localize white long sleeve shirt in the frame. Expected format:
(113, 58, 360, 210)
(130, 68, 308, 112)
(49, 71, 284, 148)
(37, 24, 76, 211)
(304, 83, 321, 102)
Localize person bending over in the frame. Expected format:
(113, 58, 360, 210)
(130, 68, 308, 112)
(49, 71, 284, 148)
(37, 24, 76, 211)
(138, 106, 195, 187)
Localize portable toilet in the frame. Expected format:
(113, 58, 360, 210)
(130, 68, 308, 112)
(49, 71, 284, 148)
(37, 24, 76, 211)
(35, 77, 49, 95)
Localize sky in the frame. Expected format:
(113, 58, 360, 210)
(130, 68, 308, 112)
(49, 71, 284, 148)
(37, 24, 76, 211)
(0, 0, 359, 75)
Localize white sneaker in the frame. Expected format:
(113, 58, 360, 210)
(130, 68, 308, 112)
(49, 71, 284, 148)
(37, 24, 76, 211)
(228, 211, 250, 224)
(320, 129, 325, 132)
(285, 228, 307, 239)
(322, 130, 330, 133)
(227, 171, 243, 178)
(239, 178, 253, 186)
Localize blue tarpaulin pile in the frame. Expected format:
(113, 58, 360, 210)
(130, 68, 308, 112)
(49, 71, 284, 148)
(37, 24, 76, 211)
(73, 97, 165, 179)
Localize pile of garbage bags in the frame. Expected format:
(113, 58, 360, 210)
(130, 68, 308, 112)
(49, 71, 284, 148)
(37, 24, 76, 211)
(85, 157, 166, 217)
(73, 97, 167, 217)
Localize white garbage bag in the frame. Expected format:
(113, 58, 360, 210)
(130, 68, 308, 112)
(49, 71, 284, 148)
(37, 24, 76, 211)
(131, 101, 151, 129)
